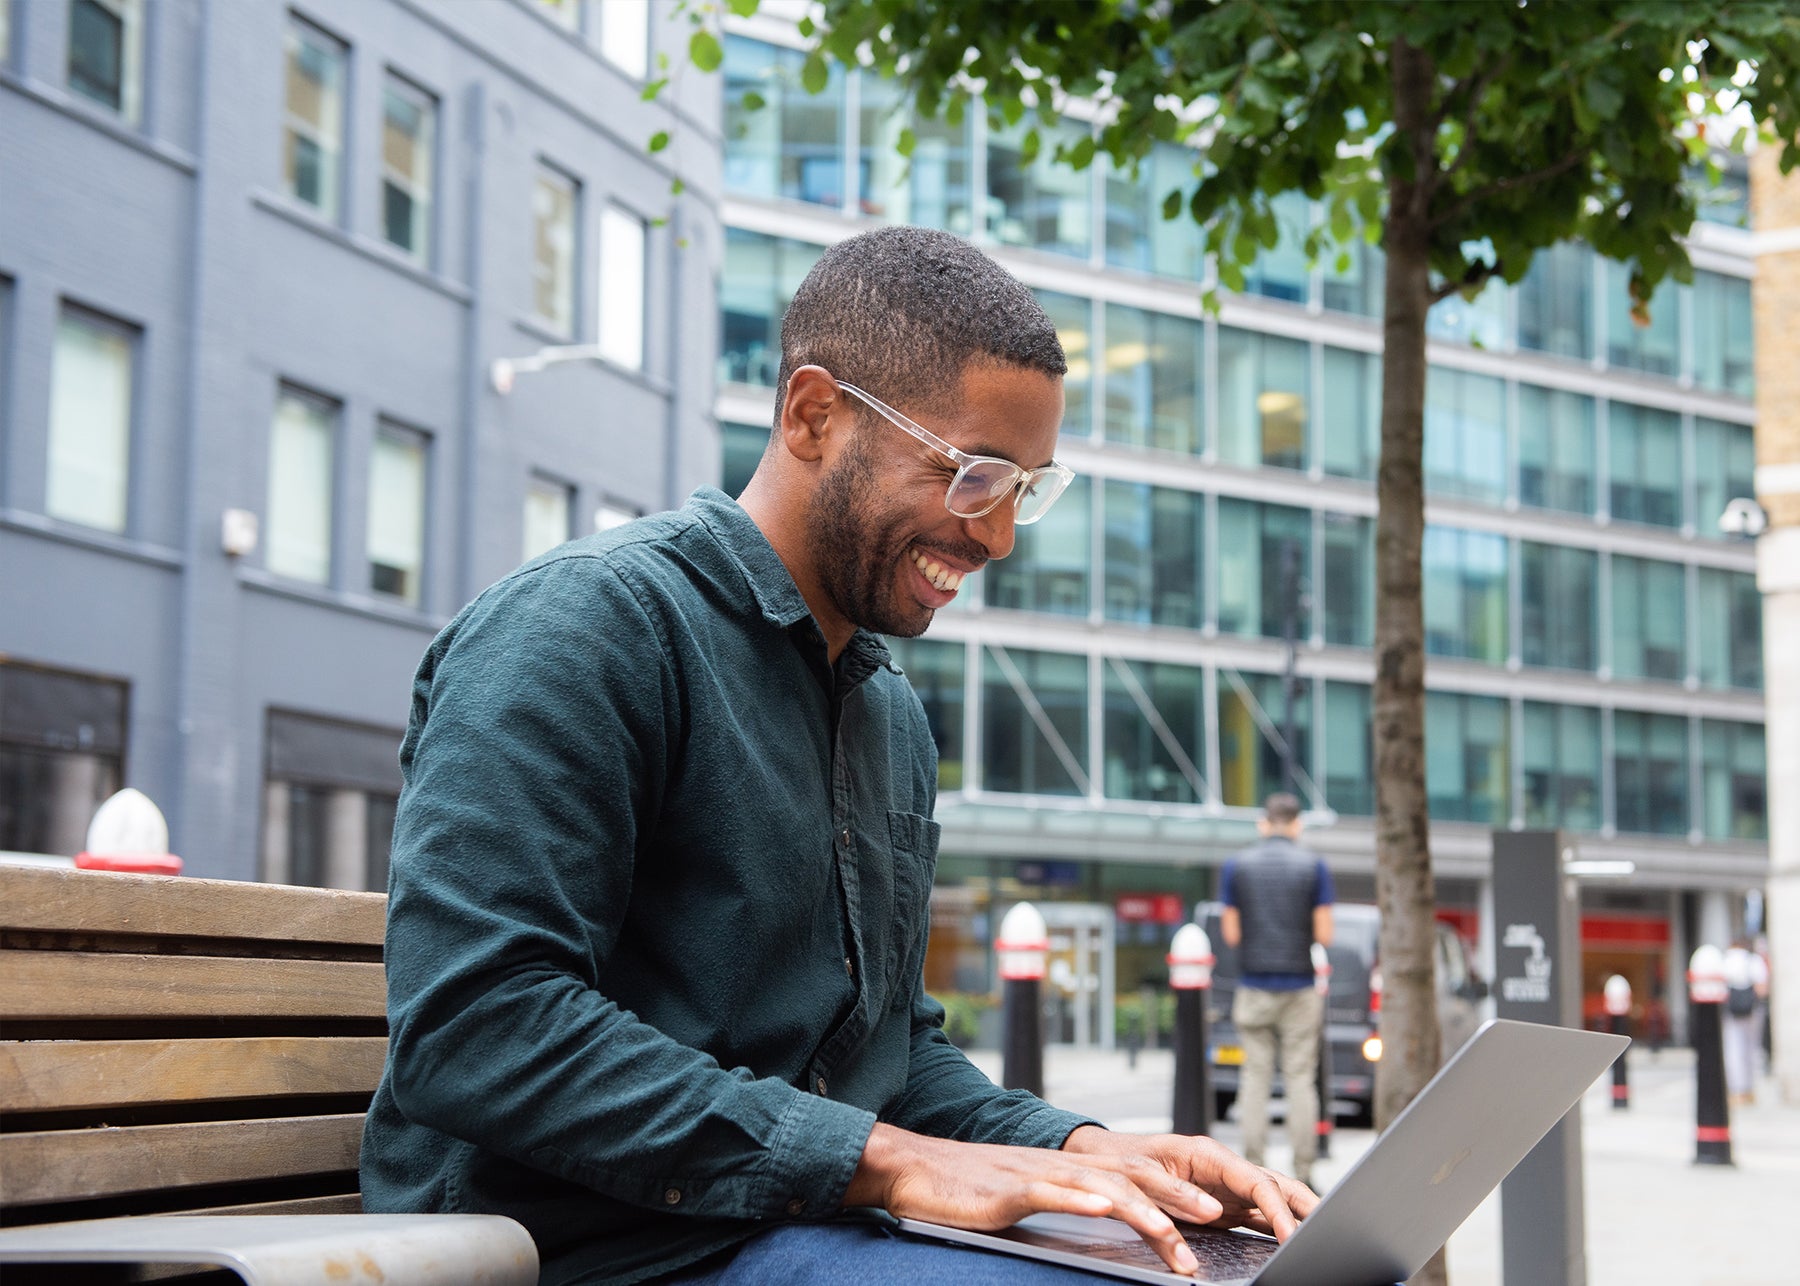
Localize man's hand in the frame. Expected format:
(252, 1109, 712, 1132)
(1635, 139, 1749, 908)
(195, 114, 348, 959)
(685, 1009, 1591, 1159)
(843, 1123, 1317, 1278)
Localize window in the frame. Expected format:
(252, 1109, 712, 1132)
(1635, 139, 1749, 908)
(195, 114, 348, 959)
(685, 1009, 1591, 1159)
(1522, 702, 1600, 832)
(1425, 691, 1510, 825)
(266, 386, 336, 584)
(1321, 513, 1374, 648)
(1607, 401, 1681, 528)
(1701, 721, 1766, 841)
(597, 0, 649, 79)
(1319, 347, 1380, 481)
(598, 206, 646, 370)
(1517, 385, 1594, 514)
(987, 476, 1091, 617)
(0, 661, 127, 857)
(368, 423, 427, 606)
(532, 163, 580, 335)
(1612, 710, 1688, 836)
(1322, 224, 1384, 318)
(859, 74, 973, 231)
(982, 646, 1088, 796)
(719, 229, 821, 386)
(381, 74, 436, 263)
(1034, 289, 1092, 437)
(1609, 555, 1686, 683)
(886, 638, 965, 790)
(1422, 527, 1508, 663)
(1696, 568, 1762, 691)
(1219, 672, 1312, 808)
(1104, 144, 1204, 281)
(1240, 191, 1311, 304)
(1516, 242, 1594, 360)
(1323, 682, 1373, 816)
(1104, 306, 1202, 454)
(1104, 660, 1205, 803)
(47, 305, 134, 533)
(1217, 329, 1310, 471)
(723, 36, 844, 208)
(262, 710, 403, 891)
(67, 0, 144, 124)
(1424, 366, 1507, 504)
(522, 474, 572, 562)
(1102, 482, 1203, 629)
(1520, 542, 1596, 672)
(283, 17, 347, 220)
(1694, 418, 1755, 539)
(720, 422, 766, 499)
(1691, 271, 1753, 398)
(1691, 158, 1751, 229)
(1604, 261, 1679, 378)
(1427, 278, 1508, 350)
(987, 120, 1093, 259)
(593, 499, 637, 532)
(1216, 499, 1311, 641)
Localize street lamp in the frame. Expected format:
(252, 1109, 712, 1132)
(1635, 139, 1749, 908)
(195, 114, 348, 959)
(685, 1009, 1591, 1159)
(490, 344, 610, 395)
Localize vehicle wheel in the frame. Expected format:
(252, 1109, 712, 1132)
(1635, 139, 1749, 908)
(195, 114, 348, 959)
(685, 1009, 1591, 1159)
(1213, 1090, 1236, 1121)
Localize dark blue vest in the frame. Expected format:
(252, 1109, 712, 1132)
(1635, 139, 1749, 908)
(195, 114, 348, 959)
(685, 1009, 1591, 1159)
(1231, 838, 1324, 977)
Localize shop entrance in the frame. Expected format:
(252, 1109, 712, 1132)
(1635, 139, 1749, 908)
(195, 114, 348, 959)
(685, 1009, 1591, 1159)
(1041, 903, 1116, 1050)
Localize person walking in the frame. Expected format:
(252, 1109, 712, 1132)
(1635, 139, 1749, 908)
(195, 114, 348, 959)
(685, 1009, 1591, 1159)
(1722, 936, 1771, 1106)
(1220, 792, 1335, 1189)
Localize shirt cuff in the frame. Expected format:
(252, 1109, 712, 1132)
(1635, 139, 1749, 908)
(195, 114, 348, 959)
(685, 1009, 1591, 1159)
(756, 1088, 878, 1220)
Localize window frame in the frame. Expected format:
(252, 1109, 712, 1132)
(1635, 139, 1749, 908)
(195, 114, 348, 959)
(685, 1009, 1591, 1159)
(66, 0, 146, 126)
(379, 69, 439, 266)
(281, 13, 350, 222)
(46, 301, 139, 535)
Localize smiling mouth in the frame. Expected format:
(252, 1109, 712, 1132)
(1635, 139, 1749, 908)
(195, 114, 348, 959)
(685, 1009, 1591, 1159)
(910, 548, 966, 593)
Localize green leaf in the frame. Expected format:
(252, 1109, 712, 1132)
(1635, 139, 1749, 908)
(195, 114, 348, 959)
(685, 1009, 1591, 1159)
(1583, 76, 1624, 123)
(741, 90, 766, 112)
(897, 127, 918, 158)
(649, 130, 671, 153)
(797, 14, 815, 38)
(1020, 128, 1041, 166)
(801, 50, 829, 95)
(671, 177, 686, 196)
(727, 0, 760, 17)
(1162, 189, 1184, 221)
(641, 77, 669, 102)
(689, 29, 723, 73)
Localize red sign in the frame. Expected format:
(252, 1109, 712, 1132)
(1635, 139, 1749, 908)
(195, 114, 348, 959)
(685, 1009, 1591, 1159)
(1115, 893, 1185, 924)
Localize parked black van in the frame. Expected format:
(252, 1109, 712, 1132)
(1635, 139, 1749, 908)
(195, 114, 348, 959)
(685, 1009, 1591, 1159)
(1195, 901, 1488, 1126)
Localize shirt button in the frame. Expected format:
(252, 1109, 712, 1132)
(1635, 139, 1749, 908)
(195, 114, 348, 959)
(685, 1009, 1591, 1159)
(845, 956, 854, 976)
(815, 1075, 827, 1096)
(663, 1188, 682, 1206)
(787, 1198, 806, 1217)
(840, 829, 851, 846)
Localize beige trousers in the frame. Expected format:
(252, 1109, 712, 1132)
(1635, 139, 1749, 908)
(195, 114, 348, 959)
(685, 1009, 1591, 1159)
(1231, 985, 1324, 1182)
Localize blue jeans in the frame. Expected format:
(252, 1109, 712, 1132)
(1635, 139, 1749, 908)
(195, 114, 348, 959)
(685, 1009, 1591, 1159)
(658, 1221, 1114, 1283)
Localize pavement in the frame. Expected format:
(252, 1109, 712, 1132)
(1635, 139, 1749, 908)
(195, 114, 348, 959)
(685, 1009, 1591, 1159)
(963, 1040, 1800, 1285)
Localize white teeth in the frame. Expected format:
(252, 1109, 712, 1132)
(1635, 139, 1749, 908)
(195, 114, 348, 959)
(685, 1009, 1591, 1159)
(912, 549, 963, 593)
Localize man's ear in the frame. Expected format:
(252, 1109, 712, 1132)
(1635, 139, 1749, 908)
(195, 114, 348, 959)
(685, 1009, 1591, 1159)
(778, 366, 840, 464)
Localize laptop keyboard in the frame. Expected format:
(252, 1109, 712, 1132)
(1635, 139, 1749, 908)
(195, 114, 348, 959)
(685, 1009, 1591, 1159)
(1052, 1226, 1278, 1281)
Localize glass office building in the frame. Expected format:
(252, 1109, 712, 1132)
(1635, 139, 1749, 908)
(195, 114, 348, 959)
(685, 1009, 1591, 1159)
(714, 25, 1764, 1042)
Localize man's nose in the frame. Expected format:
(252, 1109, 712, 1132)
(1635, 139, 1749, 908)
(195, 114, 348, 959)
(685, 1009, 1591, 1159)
(964, 496, 1018, 561)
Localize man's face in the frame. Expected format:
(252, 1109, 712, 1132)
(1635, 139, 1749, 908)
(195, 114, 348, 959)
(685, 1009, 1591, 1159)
(806, 362, 1064, 639)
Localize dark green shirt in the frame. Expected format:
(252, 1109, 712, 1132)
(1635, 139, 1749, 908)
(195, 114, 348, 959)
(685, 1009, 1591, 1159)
(361, 490, 1094, 1285)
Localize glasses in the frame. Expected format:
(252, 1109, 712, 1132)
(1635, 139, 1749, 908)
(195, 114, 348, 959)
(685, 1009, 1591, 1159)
(833, 378, 1075, 525)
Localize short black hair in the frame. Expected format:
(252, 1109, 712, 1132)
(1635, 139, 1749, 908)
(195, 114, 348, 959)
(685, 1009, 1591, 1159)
(774, 226, 1067, 424)
(1263, 793, 1302, 825)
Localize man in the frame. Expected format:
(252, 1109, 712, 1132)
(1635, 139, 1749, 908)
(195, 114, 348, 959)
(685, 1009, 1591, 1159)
(361, 226, 1313, 1284)
(1721, 935, 1770, 1106)
(1219, 793, 1335, 1189)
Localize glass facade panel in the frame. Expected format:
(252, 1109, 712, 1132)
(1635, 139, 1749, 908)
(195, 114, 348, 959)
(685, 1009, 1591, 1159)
(522, 475, 571, 562)
(0, 661, 129, 857)
(1613, 709, 1689, 836)
(1219, 672, 1312, 808)
(1321, 229, 1383, 318)
(1693, 418, 1755, 539)
(1522, 702, 1600, 831)
(887, 637, 966, 790)
(720, 422, 765, 498)
(266, 387, 336, 584)
(1319, 347, 1380, 481)
(1422, 527, 1508, 663)
(723, 36, 844, 207)
(1691, 271, 1754, 398)
(1103, 660, 1205, 803)
(1035, 289, 1092, 438)
(1323, 681, 1372, 817)
(1241, 190, 1310, 304)
(1610, 555, 1686, 682)
(1427, 278, 1508, 349)
(719, 229, 822, 387)
(1104, 144, 1204, 281)
(381, 76, 435, 262)
(1605, 261, 1679, 378)
(47, 307, 133, 533)
(1517, 385, 1594, 514)
(367, 424, 427, 606)
(859, 76, 973, 232)
(1425, 691, 1510, 825)
(1696, 568, 1762, 691)
(1516, 242, 1593, 360)
(982, 647, 1087, 795)
(1216, 499, 1311, 640)
(1520, 542, 1596, 672)
(1217, 328, 1309, 471)
(987, 121, 1093, 259)
(1102, 482, 1203, 629)
(283, 18, 346, 219)
(532, 164, 579, 335)
(1103, 306, 1201, 454)
(986, 476, 1091, 617)
(1424, 366, 1506, 503)
(1607, 401, 1682, 528)
(1321, 512, 1373, 648)
(1701, 720, 1766, 842)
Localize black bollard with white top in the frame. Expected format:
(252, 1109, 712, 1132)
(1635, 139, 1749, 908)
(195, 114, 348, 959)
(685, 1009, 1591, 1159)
(1688, 945, 1734, 1166)
(1168, 922, 1214, 1136)
(1603, 974, 1632, 1111)
(996, 903, 1049, 1099)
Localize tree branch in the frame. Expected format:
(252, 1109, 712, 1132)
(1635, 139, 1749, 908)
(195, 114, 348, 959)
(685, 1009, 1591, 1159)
(1428, 258, 1501, 305)
(1433, 147, 1585, 231)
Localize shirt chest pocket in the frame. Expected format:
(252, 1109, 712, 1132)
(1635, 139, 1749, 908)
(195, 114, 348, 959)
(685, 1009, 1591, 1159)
(882, 810, 940, 1009)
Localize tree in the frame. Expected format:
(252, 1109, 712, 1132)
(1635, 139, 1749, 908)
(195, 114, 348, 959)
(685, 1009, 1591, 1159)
(672, 2, 1800, 1278)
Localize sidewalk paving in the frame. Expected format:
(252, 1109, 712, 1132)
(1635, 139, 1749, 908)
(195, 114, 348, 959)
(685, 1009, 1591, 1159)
(964, 1040, 1800, 1285)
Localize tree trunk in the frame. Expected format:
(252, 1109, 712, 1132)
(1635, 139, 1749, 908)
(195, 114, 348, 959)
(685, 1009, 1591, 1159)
(1376, 35, 1446, 1286)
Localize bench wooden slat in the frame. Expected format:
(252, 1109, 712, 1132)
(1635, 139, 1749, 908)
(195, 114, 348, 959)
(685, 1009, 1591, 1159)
(0, 951, 387, 1021)
(185, 1194, 364, 1216)
(1, 1114, 364, 1206)
(0, 1037, 388, 1112)
(0, 865, 386, 945)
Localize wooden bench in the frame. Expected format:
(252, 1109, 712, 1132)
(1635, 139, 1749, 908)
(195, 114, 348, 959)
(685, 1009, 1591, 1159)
(0, 863, 536, 1283)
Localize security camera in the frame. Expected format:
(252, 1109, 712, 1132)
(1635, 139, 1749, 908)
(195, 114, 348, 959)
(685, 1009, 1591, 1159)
(1717, 496, 1767, 539)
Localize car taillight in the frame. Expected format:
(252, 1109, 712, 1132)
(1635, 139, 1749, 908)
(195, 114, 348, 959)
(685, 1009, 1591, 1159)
(1369, 963, 1382, 1014)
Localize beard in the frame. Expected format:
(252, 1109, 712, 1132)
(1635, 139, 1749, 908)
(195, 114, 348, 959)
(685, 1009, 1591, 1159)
(806, 431, 934, 639)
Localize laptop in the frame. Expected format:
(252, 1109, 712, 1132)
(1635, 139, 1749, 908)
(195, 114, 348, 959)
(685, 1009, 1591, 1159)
(881, 1019, 1626, 1285)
